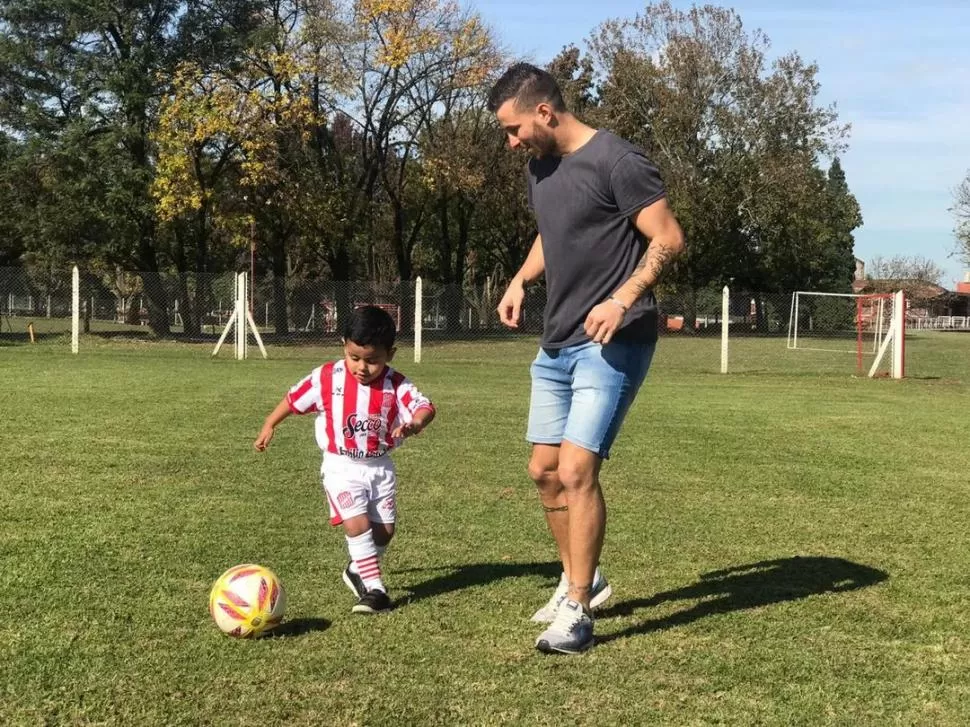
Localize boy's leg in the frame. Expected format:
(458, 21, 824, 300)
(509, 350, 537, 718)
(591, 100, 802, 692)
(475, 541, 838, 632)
(322, 457, 390, 606)
(371, 521, 394, 547)
(344, 459, 397, 615)
(345, 522, 386, 593)
(343, 521, 394, 599)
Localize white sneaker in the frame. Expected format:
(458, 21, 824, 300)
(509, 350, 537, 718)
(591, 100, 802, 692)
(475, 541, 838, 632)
(535, 599, 594, 654)
(531, 570, 612, 623)
(531, 573, 568, 623)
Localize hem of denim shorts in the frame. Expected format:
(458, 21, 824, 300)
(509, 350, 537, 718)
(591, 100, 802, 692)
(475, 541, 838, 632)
(561, 435, 610, 460)
(525, 436, 563, 447)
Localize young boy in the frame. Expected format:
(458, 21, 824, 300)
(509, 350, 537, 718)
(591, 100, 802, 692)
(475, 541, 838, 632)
(254, 305, 435, 614)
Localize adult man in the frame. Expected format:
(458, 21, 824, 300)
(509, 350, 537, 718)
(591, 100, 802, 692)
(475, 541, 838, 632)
(488, 63, 685, 654)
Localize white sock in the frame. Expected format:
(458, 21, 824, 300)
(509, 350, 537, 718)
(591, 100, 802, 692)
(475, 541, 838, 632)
(349, 544, 387, 574)
(346, 530, 385, 593)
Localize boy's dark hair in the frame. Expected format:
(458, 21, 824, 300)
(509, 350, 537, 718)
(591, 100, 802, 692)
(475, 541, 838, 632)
(343, 305, 396, 351)
(487, 62, 566, 114)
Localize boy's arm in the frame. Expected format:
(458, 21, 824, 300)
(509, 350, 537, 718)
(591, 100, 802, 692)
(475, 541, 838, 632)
(254, 397, 292, 451)
(392, 403, 434, 439)
(256, 365, 327, 451)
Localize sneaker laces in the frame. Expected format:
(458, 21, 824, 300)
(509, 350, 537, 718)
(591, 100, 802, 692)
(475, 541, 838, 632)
(550, 600, 589, 636)
(542, 580, 569, 614)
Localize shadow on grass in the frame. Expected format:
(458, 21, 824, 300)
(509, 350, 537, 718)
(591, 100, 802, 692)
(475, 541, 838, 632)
(596, 556, 888, 645)
(396, 561, 562, 606)
(267, 617, 332, 638)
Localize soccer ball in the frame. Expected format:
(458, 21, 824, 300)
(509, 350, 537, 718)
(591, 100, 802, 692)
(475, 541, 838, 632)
(208, 564, 286, 638)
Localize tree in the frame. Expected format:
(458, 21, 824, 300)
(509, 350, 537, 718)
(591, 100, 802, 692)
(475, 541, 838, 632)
(547, 45, 598, 117)
(0, 134, 26, 265)
(353, 0, 497, 287)
(819, 157, 862, 290)
(588, 2, 852, 324)
(867, 255, 945, 285)
(302, 0, 500, 329)
(953, 171, 970, 265)
(0, 0, 259, 335)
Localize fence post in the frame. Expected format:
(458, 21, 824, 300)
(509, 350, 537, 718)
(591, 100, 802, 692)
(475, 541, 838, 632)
(414, 277, 423, 364)
(71, 266, 79, 354)
(720, 285, 729, 374)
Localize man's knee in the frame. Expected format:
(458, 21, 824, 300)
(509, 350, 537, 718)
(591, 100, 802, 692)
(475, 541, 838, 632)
(527, 459, 561, 496)
(557, 448, 600, 492)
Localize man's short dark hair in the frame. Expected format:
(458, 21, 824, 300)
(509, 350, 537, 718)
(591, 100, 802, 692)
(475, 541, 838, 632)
(487, 62, 566, 114)
(343, 305, 396, 351)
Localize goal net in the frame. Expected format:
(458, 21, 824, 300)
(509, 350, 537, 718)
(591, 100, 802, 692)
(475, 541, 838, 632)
(786, 291, 905, 377)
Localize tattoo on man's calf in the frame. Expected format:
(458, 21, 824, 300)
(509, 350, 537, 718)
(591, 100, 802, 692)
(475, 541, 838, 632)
(542, 505, 568, 513)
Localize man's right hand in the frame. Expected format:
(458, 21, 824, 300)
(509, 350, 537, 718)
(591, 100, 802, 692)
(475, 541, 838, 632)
(497, 279, 526, 328)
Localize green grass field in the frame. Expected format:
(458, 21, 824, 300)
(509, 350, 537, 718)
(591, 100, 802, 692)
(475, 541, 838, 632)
(2, 333, 969, 725)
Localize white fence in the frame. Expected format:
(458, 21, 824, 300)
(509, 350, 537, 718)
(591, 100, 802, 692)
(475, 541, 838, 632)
(909, 315, 970, 331)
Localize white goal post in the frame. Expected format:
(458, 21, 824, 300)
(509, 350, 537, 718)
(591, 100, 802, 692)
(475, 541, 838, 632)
(212, 272, 267, 360)
(786, 290, 905, 378)
(868, 290, 906, 379)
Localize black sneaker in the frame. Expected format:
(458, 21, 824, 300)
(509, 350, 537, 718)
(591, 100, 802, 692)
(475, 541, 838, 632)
(342, 563, 366, 599)
(352, 589, 392, 614)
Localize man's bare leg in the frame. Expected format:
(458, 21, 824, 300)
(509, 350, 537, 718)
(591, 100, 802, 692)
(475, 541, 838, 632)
(556, 441, 604, 610)
(527, 443, 571, 580)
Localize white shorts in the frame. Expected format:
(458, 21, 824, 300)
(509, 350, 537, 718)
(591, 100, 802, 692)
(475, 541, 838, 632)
(320, 453, 397, 526)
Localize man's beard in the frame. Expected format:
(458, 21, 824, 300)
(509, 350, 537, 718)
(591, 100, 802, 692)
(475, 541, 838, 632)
(529, 122, 558, 157)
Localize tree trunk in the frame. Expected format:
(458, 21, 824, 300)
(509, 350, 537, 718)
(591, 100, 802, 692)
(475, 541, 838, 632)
(433, 194, 463, 334)
(392, 205, 416, 335)
(171, 229, 201, 337)
(125, 294, 141, 325)
(130, 108, 169, 336)
(182, 202, 211, 337)
(327, 231, 354, 333)
(178, 275, 201, 337)
(683, 286, 698, 333)
(271, 235, 288, 336)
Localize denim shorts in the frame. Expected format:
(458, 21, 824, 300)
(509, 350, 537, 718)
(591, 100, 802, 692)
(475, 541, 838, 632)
(526, 340, 656, 459)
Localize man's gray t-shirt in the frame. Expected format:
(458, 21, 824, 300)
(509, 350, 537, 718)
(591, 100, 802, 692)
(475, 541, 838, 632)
(527, 129, 666, 349)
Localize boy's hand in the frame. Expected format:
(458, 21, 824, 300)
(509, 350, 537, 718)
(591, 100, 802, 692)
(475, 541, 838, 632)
(254, 425, 275, 451)
(392, 421, 423, 439)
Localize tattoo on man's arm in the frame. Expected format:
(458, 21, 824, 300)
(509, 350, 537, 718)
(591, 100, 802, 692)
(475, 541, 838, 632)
(626, 242, 679, 300)
(647, 244, 676, 281)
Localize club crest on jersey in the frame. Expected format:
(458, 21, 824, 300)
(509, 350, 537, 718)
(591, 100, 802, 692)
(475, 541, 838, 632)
(337, 491, 354, 509)
(342, 413, 383, 439)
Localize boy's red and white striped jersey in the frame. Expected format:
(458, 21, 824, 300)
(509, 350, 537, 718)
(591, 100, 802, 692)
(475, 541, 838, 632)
(285, 360, 434, 460)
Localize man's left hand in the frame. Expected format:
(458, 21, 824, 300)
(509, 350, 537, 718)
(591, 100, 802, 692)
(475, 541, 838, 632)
(584, 300, 626, 344)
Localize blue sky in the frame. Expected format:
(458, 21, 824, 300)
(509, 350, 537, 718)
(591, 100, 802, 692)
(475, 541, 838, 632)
(474, 0, 970, 288)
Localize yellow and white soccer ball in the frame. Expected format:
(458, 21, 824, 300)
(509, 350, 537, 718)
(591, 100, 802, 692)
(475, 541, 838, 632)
(209, 564, 286, 638)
